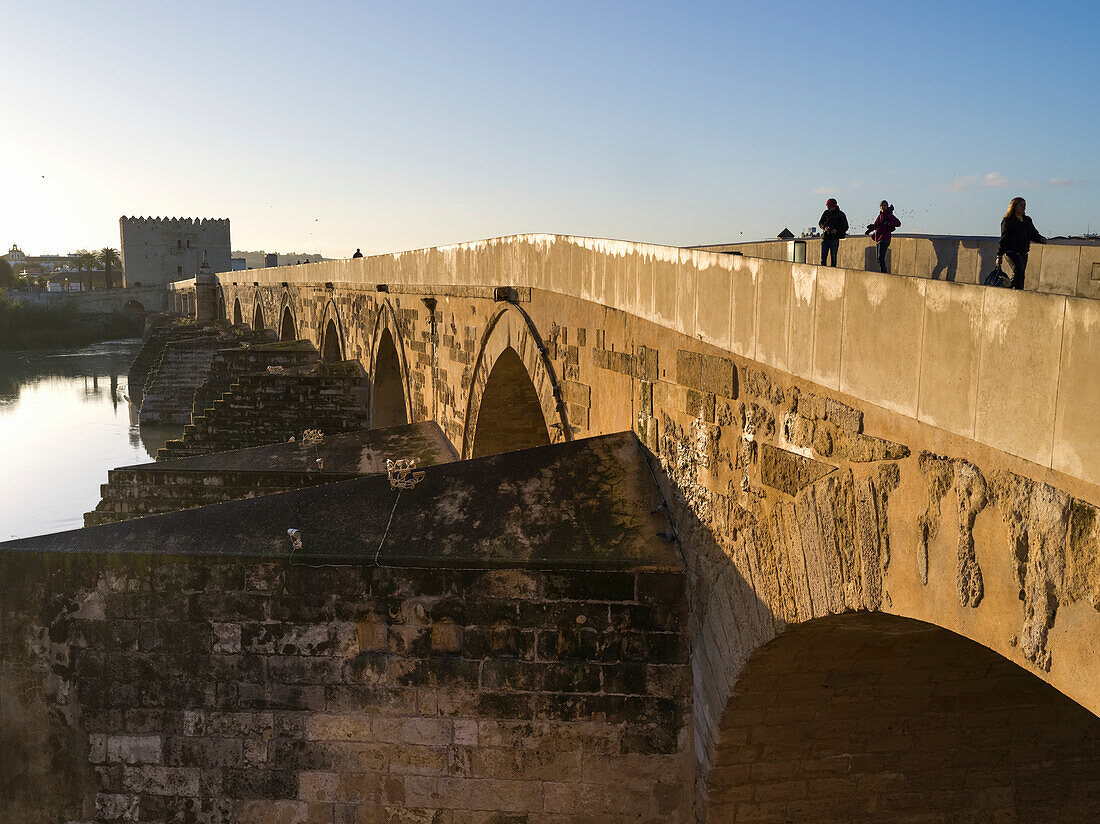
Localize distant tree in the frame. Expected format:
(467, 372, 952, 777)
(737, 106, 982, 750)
(71, 250, 98, 292)
(97, 248, 121, 289)
(0, 259, 14, 289)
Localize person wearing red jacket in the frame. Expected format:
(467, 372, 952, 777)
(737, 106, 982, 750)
(865, 201, 901, 273)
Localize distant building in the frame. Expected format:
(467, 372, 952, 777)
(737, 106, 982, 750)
(119, 216, 231, 287)
(231, 257, 247, 271)
(234, 251, 327, 269)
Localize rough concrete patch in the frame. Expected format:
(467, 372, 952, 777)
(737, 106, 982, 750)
(954, 461, 988, 609)
(917, 452, 954, 586)
(1067, 500, 1100, 610)
(812, 477, 847, 614)
(854, 476, 883, 611)
(876, 463, 901, 572)
(812, 424, 833, 458)
(990, 470, 1034, 593)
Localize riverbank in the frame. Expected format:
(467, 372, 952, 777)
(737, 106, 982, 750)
(0, 293, 144, 350)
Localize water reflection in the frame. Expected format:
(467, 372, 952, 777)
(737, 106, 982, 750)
(0, 341, 184, 540)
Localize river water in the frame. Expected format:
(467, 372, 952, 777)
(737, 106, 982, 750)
(0, 340, 183, 541)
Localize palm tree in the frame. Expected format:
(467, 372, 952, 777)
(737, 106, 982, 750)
(71, 250, 98, 292)
(97, 248, 121, 289)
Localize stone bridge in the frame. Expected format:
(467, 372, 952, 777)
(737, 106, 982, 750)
(4, 234, 1099, 823)
(33, 283, 172, 315)
(197, 234, 1100, 818)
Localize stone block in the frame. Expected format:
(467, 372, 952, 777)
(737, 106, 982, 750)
(753, 259, 792, 371)
(974, 289, 1065, 467)
(840, 271, 924, 416)
(917, 280, 983, 438)
(429, 621, 463, 655)
(107, 734, 162, 765)
(811, 266, 845, 390)
(731, 257, 758, 358)
(1053, 297, 1100, 486)
(1038, 244, 1080, 296)
(788, 264, 817, 380)
(696, 256, 733, 348)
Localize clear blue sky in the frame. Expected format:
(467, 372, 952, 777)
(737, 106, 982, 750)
(3, 0, 1097, 258)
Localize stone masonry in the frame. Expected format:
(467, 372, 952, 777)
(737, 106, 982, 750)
(1, 433, 692, 824)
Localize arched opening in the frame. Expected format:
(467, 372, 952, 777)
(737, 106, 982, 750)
(471, 346, 550, 458)
(321, 318, 343, 363)
(706, 613, 1100, 823)
(232, 299, 243, 326)
(371, 328, 407, 429)
(123, 300, 146, 315)
(279, 306, 296, 341)
(253, 303, 266, 331)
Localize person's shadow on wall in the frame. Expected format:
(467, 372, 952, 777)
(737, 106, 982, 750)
(931, 239, 960, 281)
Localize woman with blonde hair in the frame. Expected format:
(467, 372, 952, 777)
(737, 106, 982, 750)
(997, 197, 1046, 289)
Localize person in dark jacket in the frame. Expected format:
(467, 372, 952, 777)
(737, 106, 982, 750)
(865, 201, 901, 273)
(818, 198, 848, 266)
(997, 197, 1045, 289)
(352, 248, 364, 258)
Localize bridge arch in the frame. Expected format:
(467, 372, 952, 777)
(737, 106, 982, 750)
(232, 298, 243, 326)
(367, 300, 412, 429)
(462, 305, 567, 459)
(252, 300, 266, 332)
(279, 303, 297, 342)
(319, 300, 346, 363)
(705, 611, 1100, 823)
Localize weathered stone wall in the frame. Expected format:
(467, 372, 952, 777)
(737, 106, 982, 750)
(139, 337, 226, 425)
(0, 551, 691, 824)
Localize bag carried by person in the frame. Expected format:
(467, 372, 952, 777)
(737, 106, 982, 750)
(983, 266, 1011, 288)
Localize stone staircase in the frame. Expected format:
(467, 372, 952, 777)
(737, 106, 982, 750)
(190, 341, 320, 421)
(85, 422, 456, 526)
(138, 336, 225, 424)
(156, 361, 371, 460)
(84, 466, 354, 526)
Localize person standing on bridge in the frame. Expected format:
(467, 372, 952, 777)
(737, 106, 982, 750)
(866, 201, 901, 273)
(997, 197, 1046, 289)
(818, 198, 848, 266)
(352, 248, 363, 258)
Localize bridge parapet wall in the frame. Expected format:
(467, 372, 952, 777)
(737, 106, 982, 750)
(697, 235, 1100, 299)
(214, 235, 1100, 490)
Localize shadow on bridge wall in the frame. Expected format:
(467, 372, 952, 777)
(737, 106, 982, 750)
(707, 612, 1100, 822)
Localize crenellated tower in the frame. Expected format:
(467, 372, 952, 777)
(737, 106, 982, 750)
(119, 216, 231, 287)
